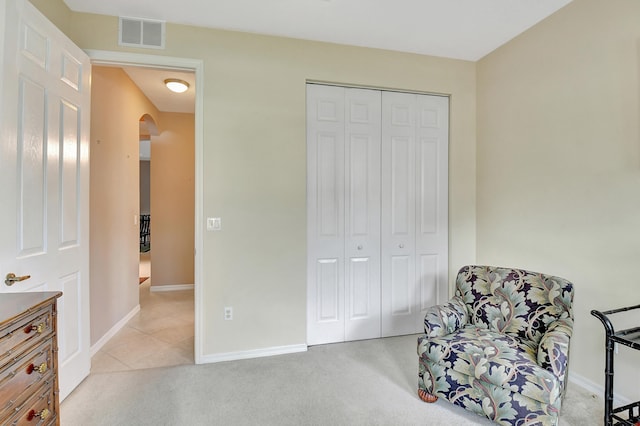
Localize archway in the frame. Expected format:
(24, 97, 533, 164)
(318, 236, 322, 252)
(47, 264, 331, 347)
(139, 113, 158, 279)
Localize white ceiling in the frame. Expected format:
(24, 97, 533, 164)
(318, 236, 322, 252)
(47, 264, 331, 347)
(64, 0, 572, 61)
(79, 0, 572, 113)
(122, 67, 195, 113)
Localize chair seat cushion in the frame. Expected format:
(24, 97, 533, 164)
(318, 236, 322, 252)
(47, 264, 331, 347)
(418, 325, 561, 406)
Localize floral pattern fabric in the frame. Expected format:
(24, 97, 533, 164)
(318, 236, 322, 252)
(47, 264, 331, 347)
(417, 265, 574, 426)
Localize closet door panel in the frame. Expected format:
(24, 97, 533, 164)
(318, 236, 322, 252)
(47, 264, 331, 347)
(390, 255, 412, 315)
(390, 137, 414, 236)
(307, 84, 346, 345)
(317, 258, 341, 322)
(381, 91, 417, 337)
(418, 138, 438, 234)
(415, 95, 449, 329)
(348, 257, 371, 317)
(317, 134, 341, 238)
(418, 254, 439, 313)
(344, 88, 381, 341)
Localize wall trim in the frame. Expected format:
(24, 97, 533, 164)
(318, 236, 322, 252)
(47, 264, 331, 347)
(90, 304, 140, 357)
(86, 49, 205, 365)
(199, 344, 308, 364)
(150, 284, 194, 292)
(569, 371, 632, 406)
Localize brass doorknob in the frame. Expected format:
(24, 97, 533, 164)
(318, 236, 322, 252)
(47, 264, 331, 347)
(4, 273, 31, 286)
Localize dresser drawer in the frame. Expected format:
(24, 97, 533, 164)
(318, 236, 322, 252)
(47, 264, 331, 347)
(0, 339, 54, 422)
(0, 293, 61, 426)
(0, 307, 53, 367)
(4, 382, 56, 426)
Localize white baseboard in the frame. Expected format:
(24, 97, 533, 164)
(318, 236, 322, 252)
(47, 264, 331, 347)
(90, 304, 140, 357)
(569, 371, 632, 406)
(197, 344, 307, 364)
(150, 283, 194, 292)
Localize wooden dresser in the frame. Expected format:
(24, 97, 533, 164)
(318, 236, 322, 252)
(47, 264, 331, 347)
(0, 292, 62, 426)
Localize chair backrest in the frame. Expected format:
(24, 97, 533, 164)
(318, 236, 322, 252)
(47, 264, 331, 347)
(454, 265, 574, 346)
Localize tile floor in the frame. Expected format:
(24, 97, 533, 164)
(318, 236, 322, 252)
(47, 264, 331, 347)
(89, 254, 195, 373)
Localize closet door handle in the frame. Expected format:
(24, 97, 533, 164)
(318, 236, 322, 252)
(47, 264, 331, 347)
(357, 245, 363, 250)
(399, 244, 405, 249)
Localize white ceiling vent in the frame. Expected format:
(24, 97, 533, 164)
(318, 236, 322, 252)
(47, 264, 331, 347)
(119, 17, 165, 49)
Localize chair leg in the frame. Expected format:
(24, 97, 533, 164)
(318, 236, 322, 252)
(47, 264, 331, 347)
(418, 389, 438, 403)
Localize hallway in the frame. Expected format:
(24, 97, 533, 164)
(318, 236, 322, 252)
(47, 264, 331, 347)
(90, 257, 194, 372)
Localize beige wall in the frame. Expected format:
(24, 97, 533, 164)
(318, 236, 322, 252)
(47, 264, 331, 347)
(150, 112, 195, 287)
(29, 0, 69, 34)
(477, 0, 640, 400)
(70, 12, 477, 356)
(89, 66, 161, 345)
(31, 0, 477, 357)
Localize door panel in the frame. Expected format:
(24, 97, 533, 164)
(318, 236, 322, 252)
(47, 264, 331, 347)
(390, 255, 411, 315)
(60, 100, 80, 247)
(22, 21, 47, 67)
(344, 88, 380, 342)
(348, 135, 372, 236)
(317, 134, 341, 238)
(348, 257, 371, 318)
(381, 91, 449, 336)
(0, 0, 91, 401)
(59, 272, 81, 359)
(415, 95, 449, 329)
(418, 138, 438, 234)
(308, 85, 382, 345)
(317, 259, 340, 322)
(307, 85, 345, 345)
(390, 137, 413, 236)
(382, 92, 417, 336)
(419, 254, 439, 312)
(18, 78, 47, 256)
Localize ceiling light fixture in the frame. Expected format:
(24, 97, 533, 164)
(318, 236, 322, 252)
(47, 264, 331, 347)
(164, 78, 190, 93)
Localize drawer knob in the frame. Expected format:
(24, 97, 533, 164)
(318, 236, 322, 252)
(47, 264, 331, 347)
(27, 408, 50, 421)
(24, 323, 45, 334)
(26, 362, 47, 375)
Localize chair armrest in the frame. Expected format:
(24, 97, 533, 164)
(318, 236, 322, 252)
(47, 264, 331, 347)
(423, 296, 470, 338)
(537, 318, 573, 378)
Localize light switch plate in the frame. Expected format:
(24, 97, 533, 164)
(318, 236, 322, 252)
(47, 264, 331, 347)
(207, 217, 221, 231)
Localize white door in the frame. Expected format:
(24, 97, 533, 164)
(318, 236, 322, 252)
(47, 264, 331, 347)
(307, 84, 346, 345)
(307, 85, 448, 344)
(307, 84, 382, 345)
(381, 91, 449, 336)
(0, 0, 91, 401)
(344, 88, 381, 342)
(413, 94, 449, 331)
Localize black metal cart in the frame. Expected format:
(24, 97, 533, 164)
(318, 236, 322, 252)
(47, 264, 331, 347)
(591, 304, 640, 426)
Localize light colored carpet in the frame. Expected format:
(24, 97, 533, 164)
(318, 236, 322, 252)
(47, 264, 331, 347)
(61, 334, 603, 425)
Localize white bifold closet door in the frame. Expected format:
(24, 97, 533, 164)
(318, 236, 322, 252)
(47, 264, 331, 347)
(307, 84, 448, 346)
(380, 91, 449, 337)
(307, 85, 382, 345)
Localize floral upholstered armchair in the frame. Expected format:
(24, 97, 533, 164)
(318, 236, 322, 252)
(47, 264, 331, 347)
(417, 265, 574, 426)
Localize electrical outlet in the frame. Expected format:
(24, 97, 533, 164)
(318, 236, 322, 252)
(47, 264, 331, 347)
(224, 307, 233, 320)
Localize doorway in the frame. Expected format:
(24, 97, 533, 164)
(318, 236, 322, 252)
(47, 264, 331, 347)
(87, 51, 204, 369)
(139, 114, 154, 284)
